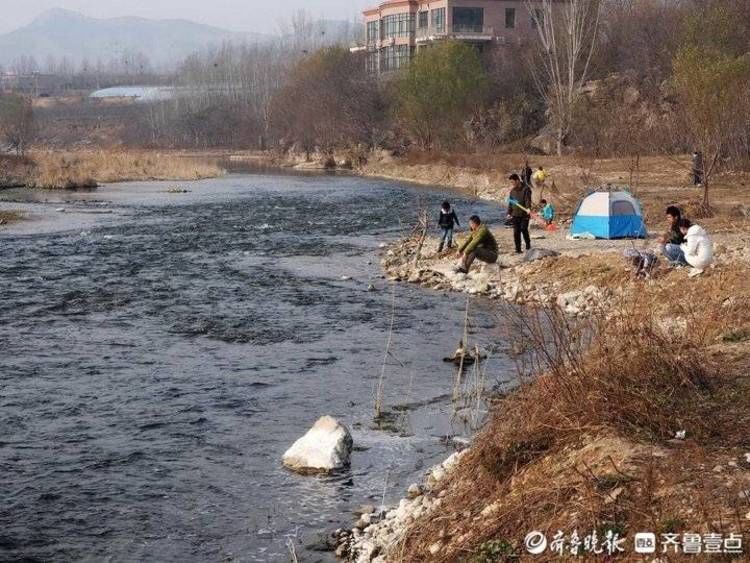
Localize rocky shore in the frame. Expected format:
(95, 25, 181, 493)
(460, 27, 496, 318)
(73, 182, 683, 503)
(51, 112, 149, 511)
(334, 449, 470, 563)
(380, 230, 619, 316)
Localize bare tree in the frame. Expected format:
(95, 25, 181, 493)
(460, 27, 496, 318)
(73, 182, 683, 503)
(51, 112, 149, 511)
(270, 47, 381, 156)
(526, 0, 601, 155)
(0, 94, 35, 155)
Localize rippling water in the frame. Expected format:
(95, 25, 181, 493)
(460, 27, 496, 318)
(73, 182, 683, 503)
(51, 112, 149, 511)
(0, 174, 516, 562)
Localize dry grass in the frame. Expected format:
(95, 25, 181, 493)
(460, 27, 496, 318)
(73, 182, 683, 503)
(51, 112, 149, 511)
(26, 150, 225, 189)
(0, 154, 34, 188)
(393, 262, 750, 562)
(0, 210, 24, 224)
(371, 150, 750, 561)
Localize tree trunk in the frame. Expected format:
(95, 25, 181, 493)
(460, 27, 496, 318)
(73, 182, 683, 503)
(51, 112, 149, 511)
(702, 177, 710, 210)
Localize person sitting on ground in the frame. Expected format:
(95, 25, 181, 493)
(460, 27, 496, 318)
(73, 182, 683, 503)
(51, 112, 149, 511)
(456, 215, 498, 274)
(678, 218, 713, 277)
(659, 205, 687, 266)
(540, 198, 555, 226)
(507, 173, 532, 254)
(533, 166, 547, 190)
(437, 200, 460, 253)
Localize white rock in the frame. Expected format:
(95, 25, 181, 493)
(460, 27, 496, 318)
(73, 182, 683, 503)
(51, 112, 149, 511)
(282, 415, 353, 473)
(557, 290, 583, 314)
(356, 513, 372, 529)
(442, 452, 461, 472)
(356, 540, 377, 563)
(430, 466, 447, 483)
(407, 483, 422, 499)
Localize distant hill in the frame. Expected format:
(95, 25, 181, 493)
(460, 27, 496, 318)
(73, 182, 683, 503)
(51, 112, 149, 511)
(0, 8, 270, 69)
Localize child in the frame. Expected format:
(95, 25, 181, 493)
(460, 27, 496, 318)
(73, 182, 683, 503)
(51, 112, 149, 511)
(437, 201, 460, 253)
(540, 199, 555, 225)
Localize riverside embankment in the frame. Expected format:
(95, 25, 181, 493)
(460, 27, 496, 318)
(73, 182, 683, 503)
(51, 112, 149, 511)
(331, 151, 750, 562)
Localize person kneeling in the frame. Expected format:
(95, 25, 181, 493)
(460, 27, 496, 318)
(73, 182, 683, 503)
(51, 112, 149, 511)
(678, 218, 713, 277)
(659, 205, 687, 266)
(456, 215, 498, 274)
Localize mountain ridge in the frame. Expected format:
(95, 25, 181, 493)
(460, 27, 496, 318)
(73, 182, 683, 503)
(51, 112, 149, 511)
(0, 8, 270, 70)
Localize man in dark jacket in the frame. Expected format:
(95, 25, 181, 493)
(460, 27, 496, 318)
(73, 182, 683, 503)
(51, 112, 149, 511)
(692, 151, 704, 186)
(507, 173, 532, 254)
(456, 215, 498, 274)
(523, 160, 533, 189)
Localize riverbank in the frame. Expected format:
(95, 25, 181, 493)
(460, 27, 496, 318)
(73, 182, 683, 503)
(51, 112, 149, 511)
(0, 209, 24, 226)
(0, 150, 225, 190)
(334, 152, 750, 562)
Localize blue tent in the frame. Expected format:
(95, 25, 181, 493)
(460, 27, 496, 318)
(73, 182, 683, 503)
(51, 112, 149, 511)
(570, 190, 648, 239)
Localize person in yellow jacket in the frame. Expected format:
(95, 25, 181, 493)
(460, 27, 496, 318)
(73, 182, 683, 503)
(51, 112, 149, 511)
(532, 166, 547, 189)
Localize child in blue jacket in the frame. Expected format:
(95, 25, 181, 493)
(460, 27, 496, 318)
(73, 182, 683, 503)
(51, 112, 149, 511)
(540, 199, 555, 226)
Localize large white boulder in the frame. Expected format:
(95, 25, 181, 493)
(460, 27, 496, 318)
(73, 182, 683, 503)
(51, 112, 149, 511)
(282, 416, 353, 474)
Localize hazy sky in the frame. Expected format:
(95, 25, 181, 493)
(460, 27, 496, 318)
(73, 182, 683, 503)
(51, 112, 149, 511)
(0, 0, 372, 34)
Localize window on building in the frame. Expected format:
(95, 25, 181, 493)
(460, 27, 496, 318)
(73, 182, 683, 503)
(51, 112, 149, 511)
(366, 20, 379, 44)
(430, 8, 446, 33)
(381, 45, 413, 71)
(531, 8, 544, 29)
(452, 7, 484, 33)
(505, 8, 516, 29)
(381, 13, 416, 39)
(366, 51, 379, 73)
(418, 11, 428, 29)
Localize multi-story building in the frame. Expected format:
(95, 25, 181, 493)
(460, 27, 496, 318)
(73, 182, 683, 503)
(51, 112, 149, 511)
(355, 0, 551, 73)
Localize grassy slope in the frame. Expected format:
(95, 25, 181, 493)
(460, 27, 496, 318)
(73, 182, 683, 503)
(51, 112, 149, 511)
(381, 153, 750, 562)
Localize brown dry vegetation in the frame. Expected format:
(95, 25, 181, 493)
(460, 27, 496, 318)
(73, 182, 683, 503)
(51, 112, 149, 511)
(394, 264, 750, 562)
(0, 210, 24, 225)
(23, 151, 225, 189)
(371, 149, 750, 562)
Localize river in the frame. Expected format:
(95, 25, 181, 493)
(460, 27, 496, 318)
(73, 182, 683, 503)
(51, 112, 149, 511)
(0, 173, 517, 562)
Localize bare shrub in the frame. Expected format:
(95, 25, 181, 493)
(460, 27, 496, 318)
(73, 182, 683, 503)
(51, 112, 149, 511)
(394, 290, 744, 562)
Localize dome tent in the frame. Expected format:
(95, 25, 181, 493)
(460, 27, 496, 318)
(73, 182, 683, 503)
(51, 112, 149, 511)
(570, 189, 648, 239)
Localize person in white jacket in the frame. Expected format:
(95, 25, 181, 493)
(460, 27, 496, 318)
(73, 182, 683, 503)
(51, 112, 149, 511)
(678, 218, 713, 276)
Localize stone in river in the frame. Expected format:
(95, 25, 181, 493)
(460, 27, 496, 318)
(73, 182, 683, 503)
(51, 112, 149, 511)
(282, 416, 353, 474)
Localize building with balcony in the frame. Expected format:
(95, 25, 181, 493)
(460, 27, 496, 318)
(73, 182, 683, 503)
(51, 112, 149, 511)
(354, 0, 552, 74)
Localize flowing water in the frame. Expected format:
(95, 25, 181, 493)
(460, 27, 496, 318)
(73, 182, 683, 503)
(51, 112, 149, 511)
(0, 173, 517, 562)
